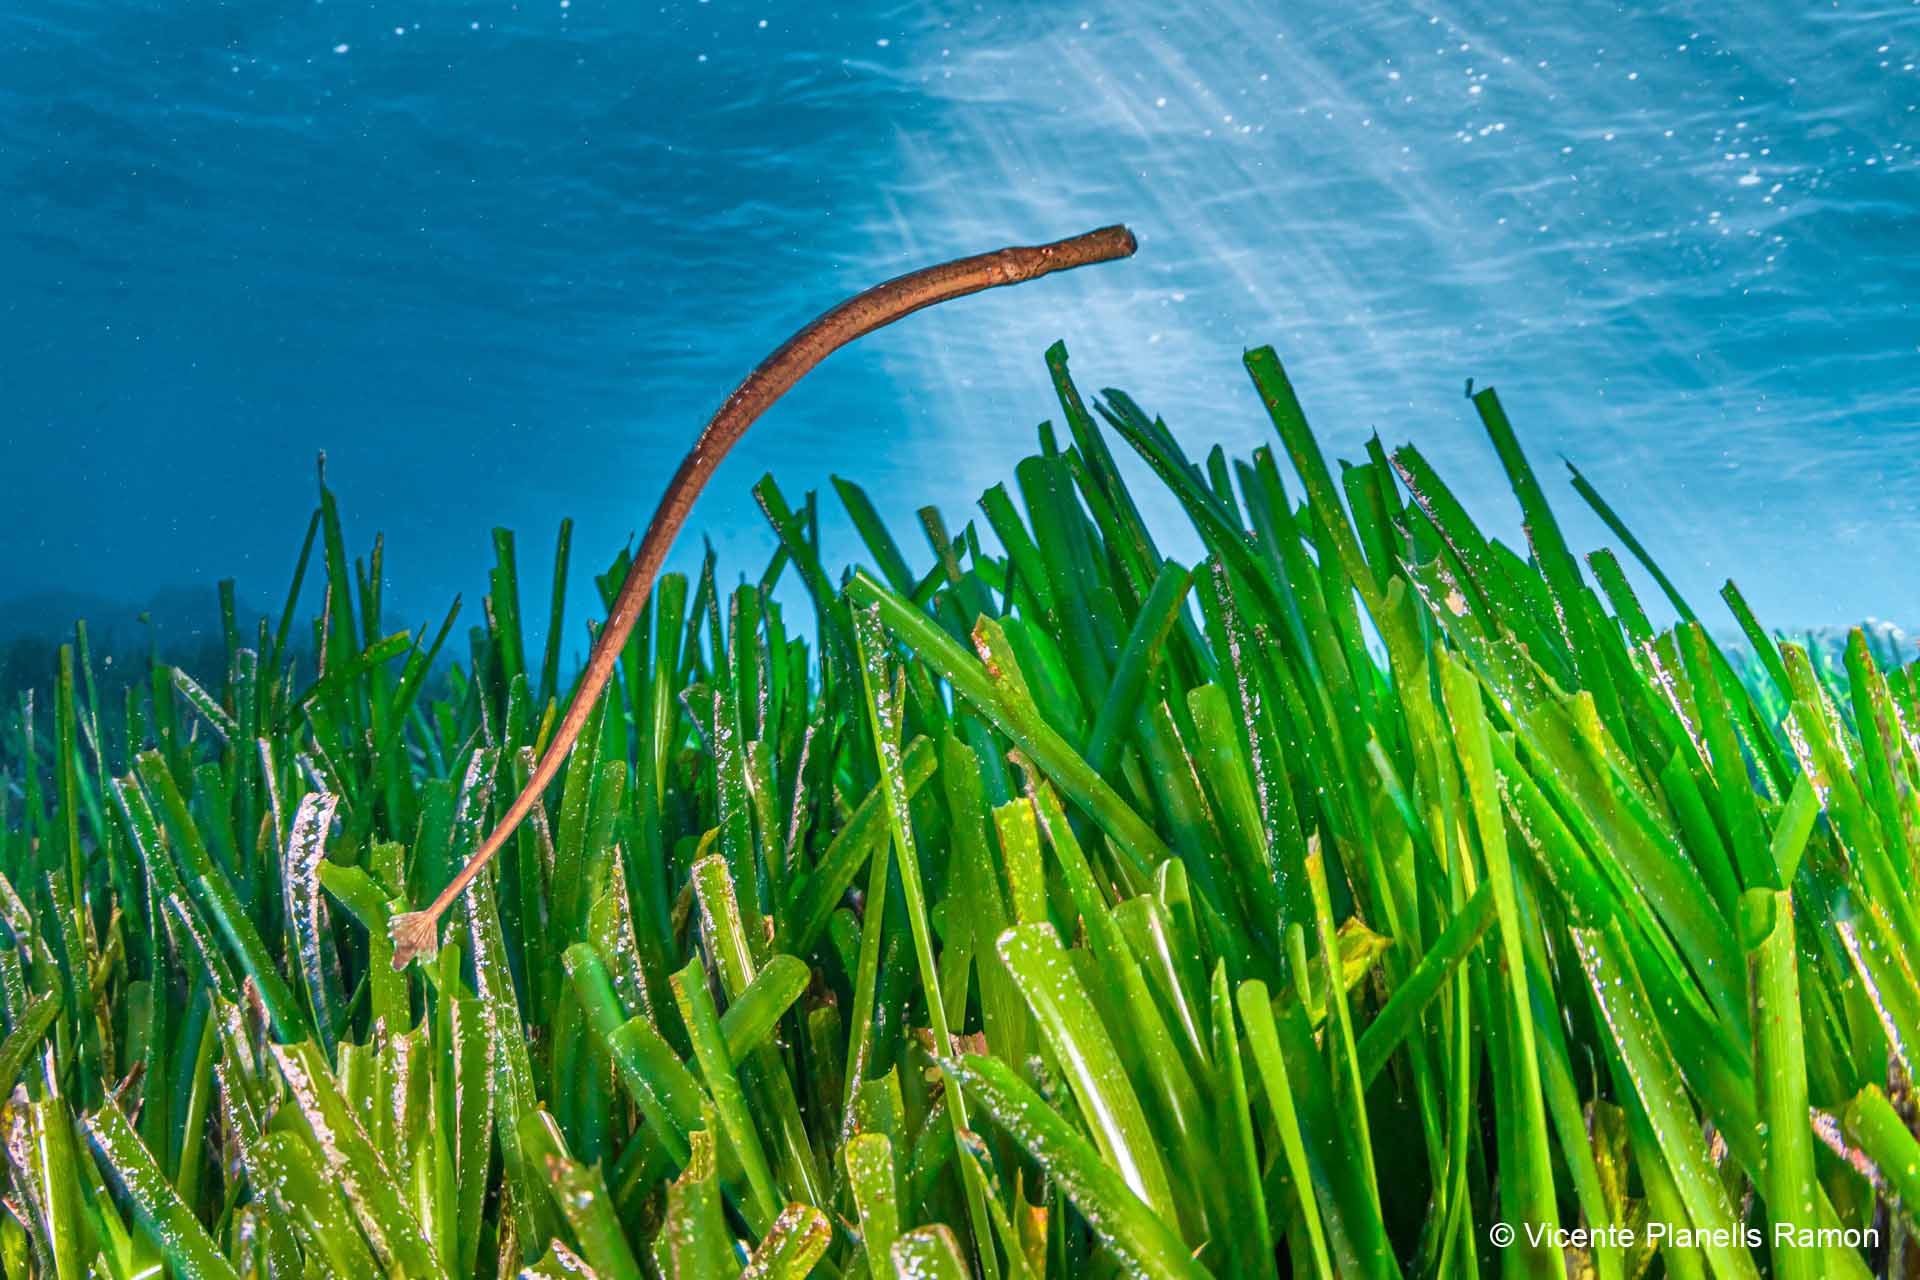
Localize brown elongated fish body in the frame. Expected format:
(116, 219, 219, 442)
(390, 224, 1138, 968)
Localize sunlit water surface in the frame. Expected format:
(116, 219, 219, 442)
(3, 1, 1915, 655)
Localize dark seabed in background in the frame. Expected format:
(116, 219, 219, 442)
(3, 1, 1915, 666)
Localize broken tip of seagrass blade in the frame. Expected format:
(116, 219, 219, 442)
(388, 910, 440, 970)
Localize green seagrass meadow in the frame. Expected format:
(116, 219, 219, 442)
(2, 342, 1917, 1279)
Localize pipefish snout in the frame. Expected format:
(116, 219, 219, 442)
(389, 224, 1140, 969)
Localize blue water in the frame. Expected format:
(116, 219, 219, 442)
(3, 1, 1915, 659)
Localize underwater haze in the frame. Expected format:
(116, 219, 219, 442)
(3, 0, 1916, 661)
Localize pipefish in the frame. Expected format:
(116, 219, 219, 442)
(389, 224, 1139, 968)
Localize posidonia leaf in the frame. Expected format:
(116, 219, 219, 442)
(30, 1096, 88, 1280)
(528, 1111, 645, 1280)
(948, 1053, 1205, 1280)
(283, 790, 341, 1059)
(269, 1038, 447, 1277)
(846, 572, 1171, 883)
(741, 1203, 832, 1280)
(655, 1125, 735, 1280)
(0, 991, 60, 1093)
(1839, 1087, 1920, 1232)
(671, 957, 781, 1235)
(1440, 657, 1560, 1263)
(853, 600, 1004, 1273)
(889, 1224, 972, 1280)
(1573, 924, 1760, 1280)
(248, 1129, 381, 1276)
(847, 1130, 902, 1268)
(1742, 890, 1824, 1280)
(85, 1104, 239, 1280)
(995, 922, 1177, 1225)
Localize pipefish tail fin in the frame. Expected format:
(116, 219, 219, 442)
(391, 224, 1140, 970)
(388, 911, 441, 969)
